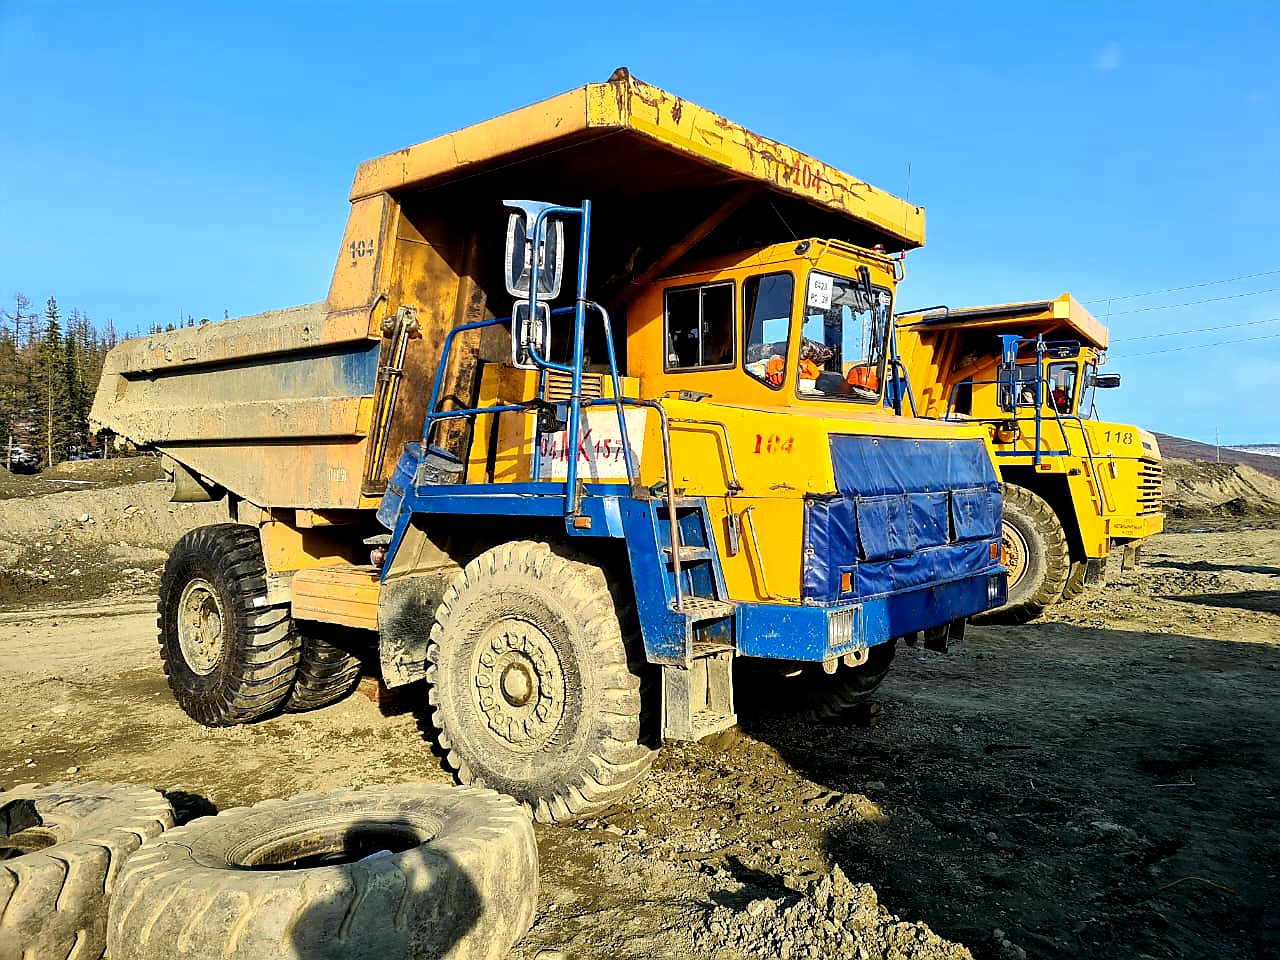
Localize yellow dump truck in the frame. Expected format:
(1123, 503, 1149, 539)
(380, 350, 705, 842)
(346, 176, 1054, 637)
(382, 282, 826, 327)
(894, 294, 1163, 621)
(91, 70, 1007, 823)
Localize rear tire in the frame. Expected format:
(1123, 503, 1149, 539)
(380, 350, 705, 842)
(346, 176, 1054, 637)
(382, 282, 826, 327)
(776, 642, 896, 722)
(286, 628, 363, 713)
(975, 485, 1070, 625)
(106, 784, 537, 960)
(0, 782, 173, 960)
(426, 541, 656, 824)
(1061, 561, 1087, 600)
(158, 524, 300, 726)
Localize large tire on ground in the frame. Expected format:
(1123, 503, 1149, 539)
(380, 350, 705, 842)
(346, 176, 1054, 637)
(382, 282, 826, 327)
(159, 524, 301, 726)
(285, 628, 363, 713)
(106, 784, 537, 960)
(975, 484, 1070, 625)
(426, 541, 656, 824)
(0, 782, 174, 960)
(789, 641, 897, 721)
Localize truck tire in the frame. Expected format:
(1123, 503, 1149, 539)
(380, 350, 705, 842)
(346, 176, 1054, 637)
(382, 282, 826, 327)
(106, 784, 537, 960)
(286, 630, 363, 713)
(793, 641, 897, 721)
(158, 523, 300, 726)
(1, 781, 174, 960)
(1061, 561, 1087, 600)
(426, 541, 656, 824)
(976, 484, 1070, 625)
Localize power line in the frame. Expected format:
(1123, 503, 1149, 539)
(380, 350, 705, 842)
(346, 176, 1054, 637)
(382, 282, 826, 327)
(1112, 330, 1280, 358)
(1121, 316, 1280, 341)
(1087, 267, 1280, 304)
(1104, 286, 1280, 316)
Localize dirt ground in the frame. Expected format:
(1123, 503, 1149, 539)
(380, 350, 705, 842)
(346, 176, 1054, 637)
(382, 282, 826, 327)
(1, 463, 1278, 959)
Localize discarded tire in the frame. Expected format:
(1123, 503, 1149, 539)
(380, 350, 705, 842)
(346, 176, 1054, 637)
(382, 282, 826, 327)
(107, 784, 537, 960)
(286, 628, 363, 713)
(0, 782, 174, 960)
(159, 524, 301, 725)
(427, 541, 656, 824)
(974, 484, 1069, 624)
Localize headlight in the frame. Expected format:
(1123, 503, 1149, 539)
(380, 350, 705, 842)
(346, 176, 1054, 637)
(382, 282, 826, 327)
(827, 608, 857, 651)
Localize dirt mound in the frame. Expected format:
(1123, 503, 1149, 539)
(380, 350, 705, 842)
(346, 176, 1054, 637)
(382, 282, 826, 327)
(41, 456, 165, 484)
(0, 456, 164, 501)
(1162, 458, 1280, 518)
(1157, 434, 1280, 480)
(696, 865, 974, 959)
(0, 479, 222, 608)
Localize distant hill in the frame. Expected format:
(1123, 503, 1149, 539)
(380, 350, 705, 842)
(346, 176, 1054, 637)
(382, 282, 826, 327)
(1229, 443, 1280, 458)
(1156, 434, 1280, 480)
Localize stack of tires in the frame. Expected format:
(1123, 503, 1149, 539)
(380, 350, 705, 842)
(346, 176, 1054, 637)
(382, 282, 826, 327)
(2, 782, 537, 960)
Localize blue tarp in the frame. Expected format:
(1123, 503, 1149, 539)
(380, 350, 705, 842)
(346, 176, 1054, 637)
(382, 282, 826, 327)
(804, 436, 1001, 603)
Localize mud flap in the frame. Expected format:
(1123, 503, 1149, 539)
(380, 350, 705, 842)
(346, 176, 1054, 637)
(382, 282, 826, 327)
(376, 568, 456, 686)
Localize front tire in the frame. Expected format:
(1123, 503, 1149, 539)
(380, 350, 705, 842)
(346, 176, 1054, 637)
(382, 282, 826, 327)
(426, 541, 656, 824)
(158, 524, 300, 726)
(976, 484, 1070, 624)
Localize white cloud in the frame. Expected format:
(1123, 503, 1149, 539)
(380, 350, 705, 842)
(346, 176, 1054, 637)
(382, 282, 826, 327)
(1095, 43, 1121, 72)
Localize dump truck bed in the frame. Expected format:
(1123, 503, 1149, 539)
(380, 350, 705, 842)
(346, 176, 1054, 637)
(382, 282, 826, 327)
(897, 293, 1107, 349)
(92, 69, 925, 512)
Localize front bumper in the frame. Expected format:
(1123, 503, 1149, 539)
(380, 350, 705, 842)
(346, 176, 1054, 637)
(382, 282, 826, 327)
(736, 569, 1006, 662)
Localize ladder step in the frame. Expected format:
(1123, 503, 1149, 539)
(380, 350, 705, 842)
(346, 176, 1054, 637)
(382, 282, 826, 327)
(663, 545, 714, 563)
(688, 709, 738, 740)
(673, 597, 735, 623)
(660, 647, 736, 741)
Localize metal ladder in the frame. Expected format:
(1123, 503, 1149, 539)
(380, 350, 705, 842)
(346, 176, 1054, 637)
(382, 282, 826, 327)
(651, 497, 737, 741)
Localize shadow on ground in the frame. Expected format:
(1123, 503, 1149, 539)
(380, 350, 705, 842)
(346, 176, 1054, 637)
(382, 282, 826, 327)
(736, 623, 1280, 960)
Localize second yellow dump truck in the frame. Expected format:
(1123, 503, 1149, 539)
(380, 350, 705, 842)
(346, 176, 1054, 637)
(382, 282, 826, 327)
(894, 294, 1164, 621)
(91, 71, 1007, 822)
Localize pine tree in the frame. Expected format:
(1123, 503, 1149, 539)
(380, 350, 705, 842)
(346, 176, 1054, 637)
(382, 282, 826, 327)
(0, 294, 35, 469)
(36, 297, 70, 466)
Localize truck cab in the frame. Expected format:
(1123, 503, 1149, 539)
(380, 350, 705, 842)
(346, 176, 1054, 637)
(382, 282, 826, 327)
(629, 240, 897, 412)
(895, 294, 1164, 621)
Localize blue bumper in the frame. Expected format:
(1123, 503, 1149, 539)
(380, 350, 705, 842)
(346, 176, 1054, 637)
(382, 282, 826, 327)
(737, 570, 1006, 660)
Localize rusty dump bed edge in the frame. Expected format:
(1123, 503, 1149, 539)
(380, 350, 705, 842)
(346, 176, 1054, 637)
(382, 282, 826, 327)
(351, 69, 925, 252)
(898, 293, 1108, 349)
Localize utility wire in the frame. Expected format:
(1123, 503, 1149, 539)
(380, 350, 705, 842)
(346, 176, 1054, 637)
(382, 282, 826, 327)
(1121, 316, 1280, 341)
(1086, 267, 1280, 304)
(1104, 286, 1280, 316)
(1112, 330, 1280, 358)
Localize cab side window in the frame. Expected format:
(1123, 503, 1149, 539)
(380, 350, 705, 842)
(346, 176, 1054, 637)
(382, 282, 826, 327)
(743, 273, 794, 389)
(664, 282, 735, 371)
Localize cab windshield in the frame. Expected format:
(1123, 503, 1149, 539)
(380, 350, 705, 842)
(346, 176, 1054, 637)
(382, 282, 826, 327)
(795, 271, 892, 402)
(1078, 363, 1097, 418)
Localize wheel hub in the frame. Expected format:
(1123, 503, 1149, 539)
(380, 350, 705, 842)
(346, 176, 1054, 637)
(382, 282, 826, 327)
(1002, 520, 1028, 591)
(474, 622, 564, 748)
(177, 578, 225, 676)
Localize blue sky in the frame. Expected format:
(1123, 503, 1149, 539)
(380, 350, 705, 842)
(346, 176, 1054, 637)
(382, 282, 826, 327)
(1, 1, 1277, 444)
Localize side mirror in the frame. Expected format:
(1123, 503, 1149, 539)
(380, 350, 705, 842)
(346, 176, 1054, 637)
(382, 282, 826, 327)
(1092, 373, 1121, 389)
(503, 200, 565, 301)
(511, 301, 551, 370)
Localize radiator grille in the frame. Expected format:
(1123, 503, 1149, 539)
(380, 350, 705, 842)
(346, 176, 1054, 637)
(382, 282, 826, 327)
(544, 371, 604, 403)
(1137, 457, 1163, 515)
